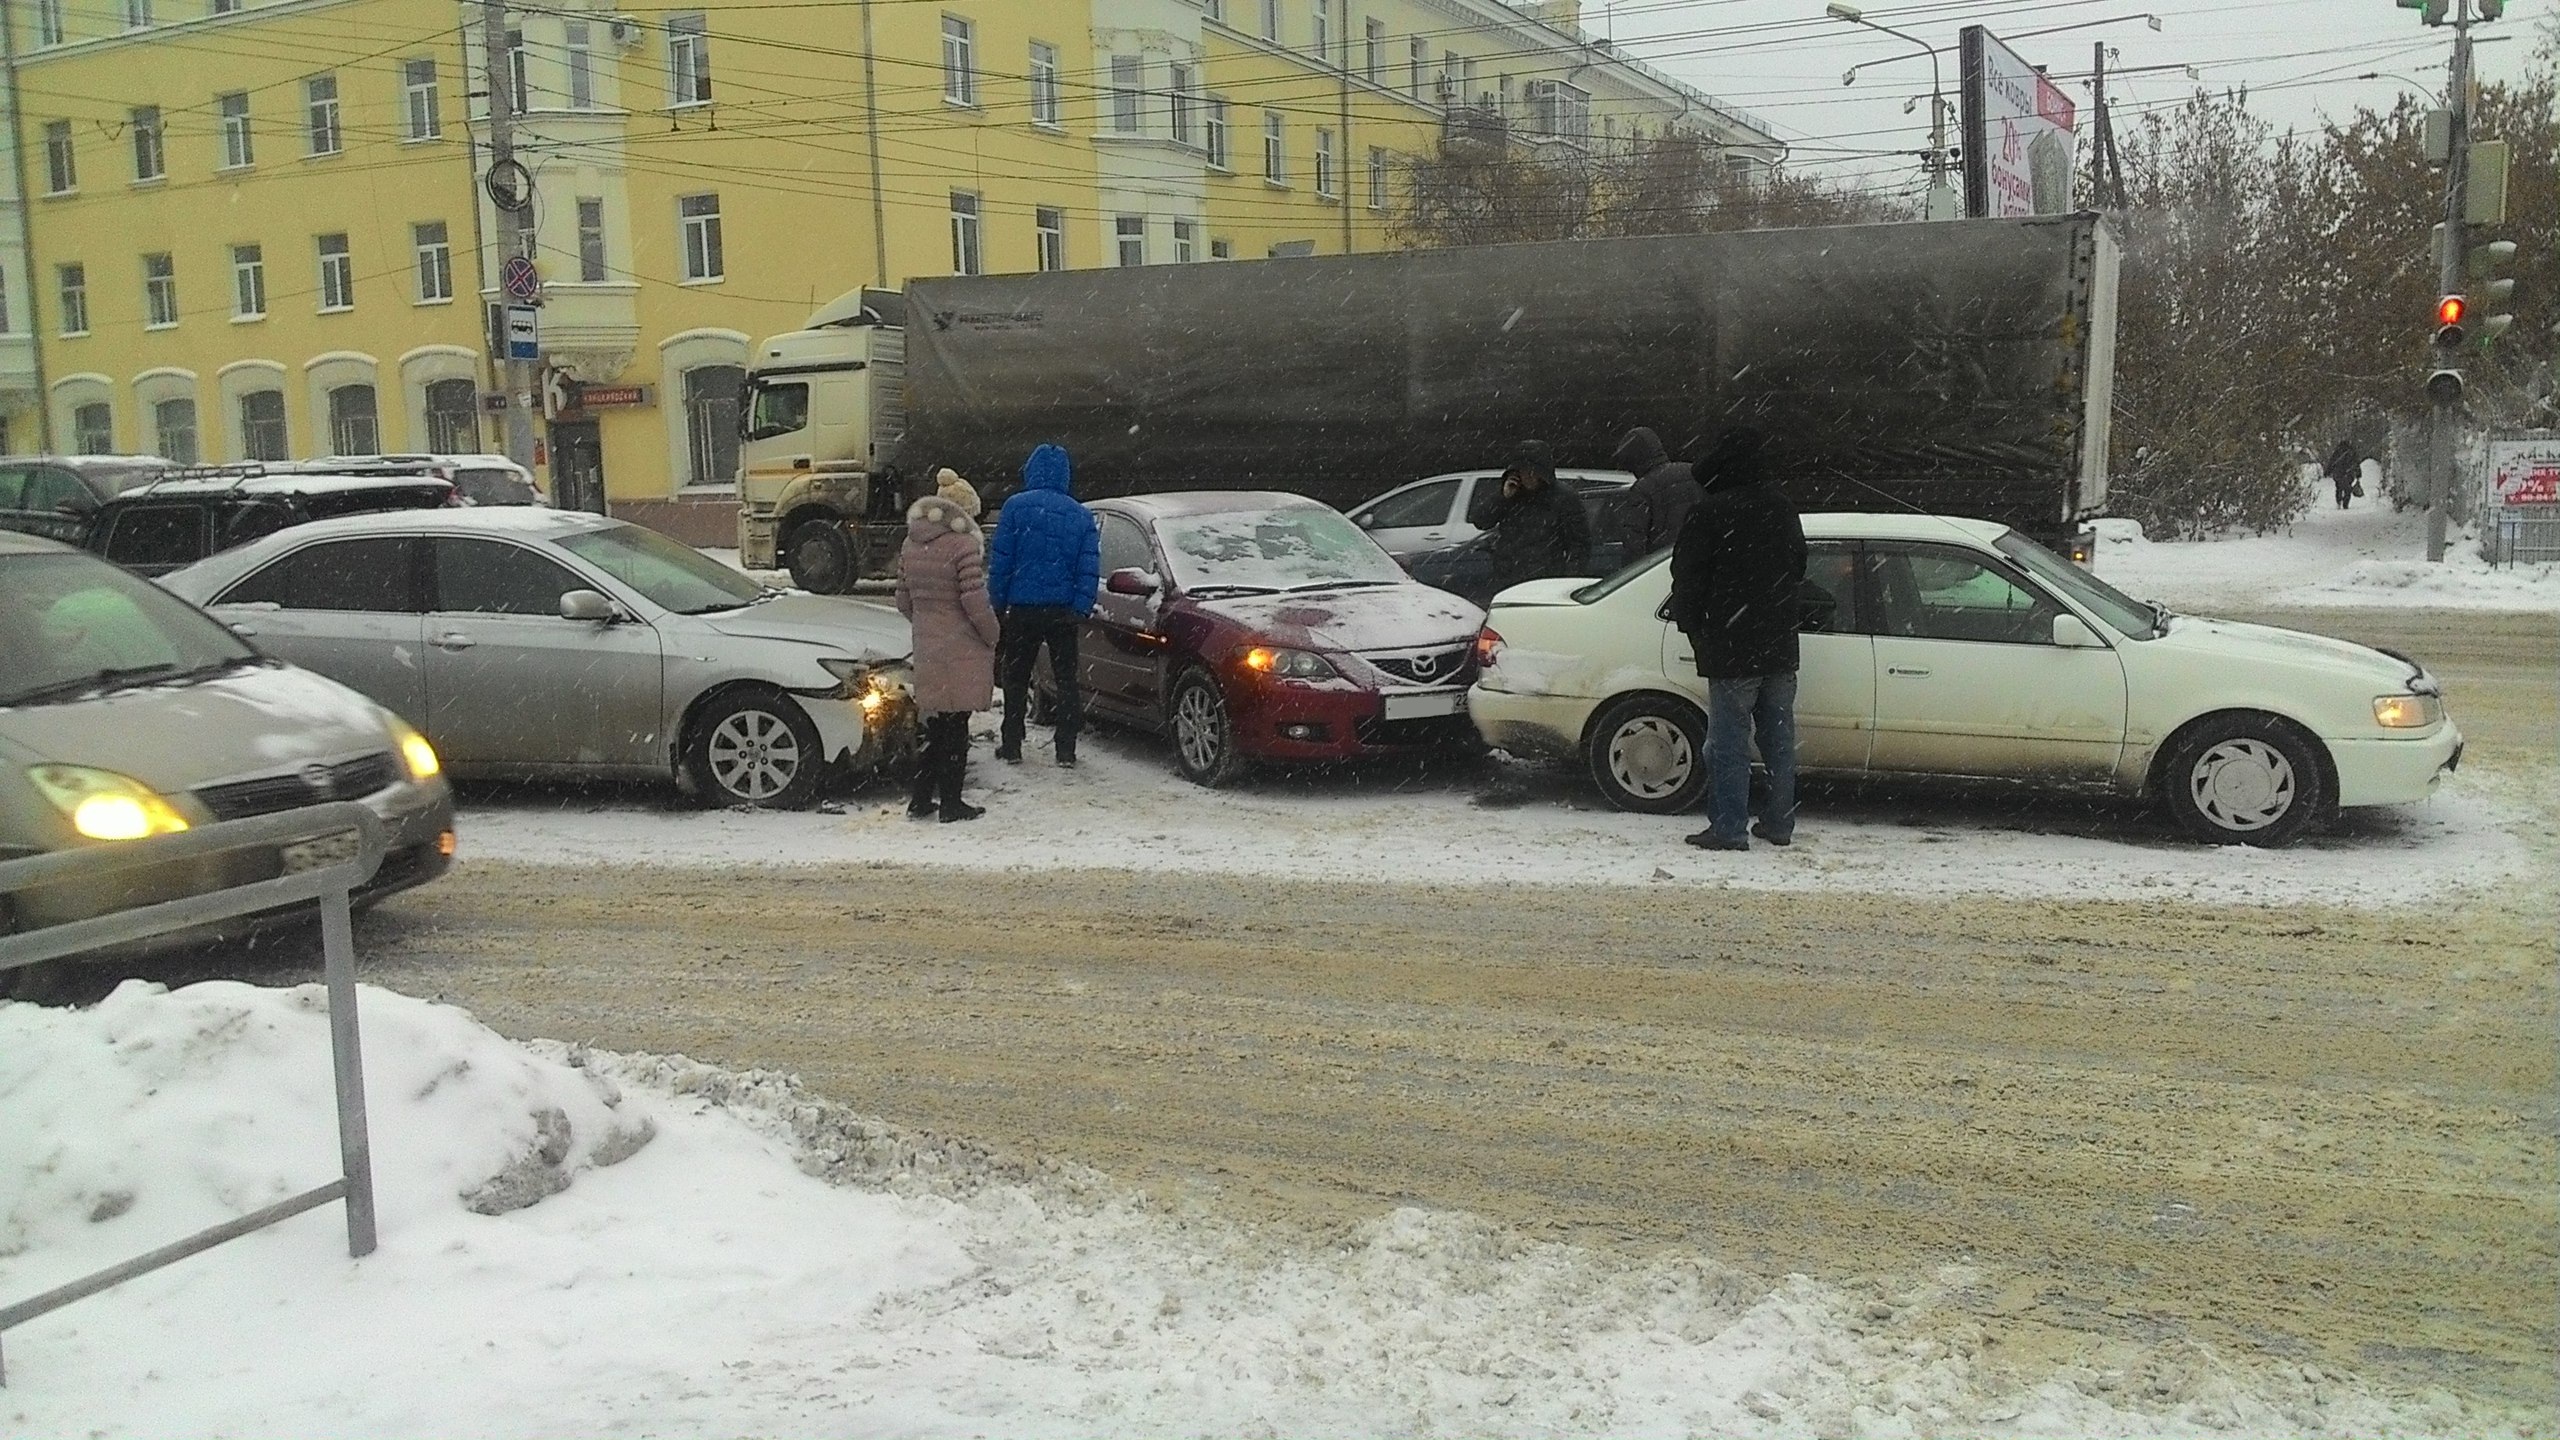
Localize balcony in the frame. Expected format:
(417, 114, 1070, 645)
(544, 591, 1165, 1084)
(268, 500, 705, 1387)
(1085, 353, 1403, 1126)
(1440, 104, 1508, 156)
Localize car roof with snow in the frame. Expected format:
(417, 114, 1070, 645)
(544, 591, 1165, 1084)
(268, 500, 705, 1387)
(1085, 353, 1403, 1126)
(1098, 491, 1333, 521)
(0, 528, 85, 556)
(1799, 512, 2013, 545)
(218, 504, 615, 541)
(112, 473, 455, 500)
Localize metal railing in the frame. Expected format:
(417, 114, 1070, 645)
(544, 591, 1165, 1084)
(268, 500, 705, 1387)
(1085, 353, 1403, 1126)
(0, 803, 386, 1386)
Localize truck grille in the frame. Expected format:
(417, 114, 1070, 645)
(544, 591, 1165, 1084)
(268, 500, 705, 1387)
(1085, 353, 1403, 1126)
(1366, 647, 1472, 685)
(195, 752, 399, 821)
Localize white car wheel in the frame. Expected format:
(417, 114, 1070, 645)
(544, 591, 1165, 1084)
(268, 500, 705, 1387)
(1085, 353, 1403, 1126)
(1584, 694, 1710, 815)
(686, 689, 826, 809)
(2161, 714, 2328, 847)
(2188, 738, 2295, 832)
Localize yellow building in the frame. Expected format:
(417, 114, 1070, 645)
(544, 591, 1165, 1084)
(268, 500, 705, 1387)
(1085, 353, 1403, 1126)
(7, 0, 1775, 539)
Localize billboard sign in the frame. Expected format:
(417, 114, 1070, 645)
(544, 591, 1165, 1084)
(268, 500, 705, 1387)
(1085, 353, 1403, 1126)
(1960, 26, 2077, 219)
(2488, 437, 2560, 506)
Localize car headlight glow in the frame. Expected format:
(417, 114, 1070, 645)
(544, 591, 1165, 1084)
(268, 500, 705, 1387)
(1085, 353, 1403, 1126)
(1242, 646, 1334, 680)
(2373, 694, 2443, 729)
(398, 729, 442, 781)
(28, 765, 191, 841)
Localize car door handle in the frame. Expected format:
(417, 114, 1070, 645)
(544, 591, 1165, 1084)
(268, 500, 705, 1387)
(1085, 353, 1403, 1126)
(433, 632, 476, 651)
(1676, 653, 1694, 664)
(1887, 666, 1931, 677)
(227, 622, 259, 637)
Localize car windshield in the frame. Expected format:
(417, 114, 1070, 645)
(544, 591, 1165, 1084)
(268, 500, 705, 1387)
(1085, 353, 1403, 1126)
(1995, 530, 2159, 639)
(1156, 505, 1406, 595)
(557, 522, 766, 614)
(1569, 547, 1669, 604)
(0, 550, 257, 706)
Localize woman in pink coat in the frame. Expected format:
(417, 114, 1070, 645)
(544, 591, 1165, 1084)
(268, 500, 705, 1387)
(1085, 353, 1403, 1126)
(893, 472, 1001, 821)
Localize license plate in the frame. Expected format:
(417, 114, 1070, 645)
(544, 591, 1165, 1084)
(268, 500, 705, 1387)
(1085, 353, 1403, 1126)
(1383, 691, 1464, 721)
(281, 830, 363, 875)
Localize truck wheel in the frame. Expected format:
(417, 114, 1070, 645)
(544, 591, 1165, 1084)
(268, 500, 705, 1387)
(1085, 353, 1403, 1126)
(685, 688, 828, 809)
(1584, 693, 1708, 815)
(2160, 713, 2328, 847)
(1168, 669, 1249, 788)
(784, 521, 855, 595)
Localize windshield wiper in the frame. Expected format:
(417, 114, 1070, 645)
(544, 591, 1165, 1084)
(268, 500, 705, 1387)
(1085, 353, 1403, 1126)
(1188, 584, 1282, 598)
(1287, 579, 1398, 592)
(1, 663, 179, 707)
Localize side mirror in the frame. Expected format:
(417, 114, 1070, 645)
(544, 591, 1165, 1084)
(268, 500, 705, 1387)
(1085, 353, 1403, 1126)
(1351, 511, 1376, 529)
(54, 499, 94, 517)
(1104, 568, 1159, 597)
(2051, 613, 2103, 648)
(560, 588, 616, 622)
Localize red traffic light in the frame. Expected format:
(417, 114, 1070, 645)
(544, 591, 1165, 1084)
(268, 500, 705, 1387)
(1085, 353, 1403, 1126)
(2436, 294, 2468, 327)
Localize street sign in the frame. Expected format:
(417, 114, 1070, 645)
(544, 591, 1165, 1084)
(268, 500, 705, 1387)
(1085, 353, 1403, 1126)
(504, 305, 540, 360)
(1959, 26, 2077, 219)
(500, 255, 543, 305)
(479, 391, 509, 413)
(574, 384, 654, 410)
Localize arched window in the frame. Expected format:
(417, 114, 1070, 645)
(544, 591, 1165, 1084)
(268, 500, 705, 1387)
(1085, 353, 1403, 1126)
(74, 401, 114, 454)
(327, 383, 379, 455)
(153, 397, 199, 463)
(682, 363, 743, 488)
(239, 390, 289, 460)
(425, 377, 479, 454)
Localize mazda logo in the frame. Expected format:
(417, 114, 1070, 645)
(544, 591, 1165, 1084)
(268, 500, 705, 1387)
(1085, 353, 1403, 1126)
(1409, 653, 1439, 679)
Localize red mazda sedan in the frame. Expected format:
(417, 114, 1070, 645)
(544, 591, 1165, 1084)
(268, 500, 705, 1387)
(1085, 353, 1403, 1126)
(1047, 492, 1487, 786)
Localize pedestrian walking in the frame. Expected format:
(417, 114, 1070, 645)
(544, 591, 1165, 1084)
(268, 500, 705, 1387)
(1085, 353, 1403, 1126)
(986, 442, 1101, 767)
(1609, 426, 1704, 558)
(1478, 440, 1592, 599)
(1666, 425, 1807, 852)
(2323, 439, 2361, 511)
(893, 472, 999, 822)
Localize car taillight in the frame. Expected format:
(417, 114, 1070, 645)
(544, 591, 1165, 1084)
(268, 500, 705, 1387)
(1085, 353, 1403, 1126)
(1473, 626, 1503, 669)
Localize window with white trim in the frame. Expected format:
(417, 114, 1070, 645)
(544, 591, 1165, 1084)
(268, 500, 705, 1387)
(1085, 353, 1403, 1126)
(1034, 206, 1064, 272)
(941, 15, 975, 106)
(1407, 37, 1424, 98)
(1364, 18, 1382, 82)
(1029, 41, 1061, 127)
(414, 221, 453, 302)
(1260, 0, 1278, 42)
(949, 191, 981, 275)
(1170, 64, 1196, 147)
(401, 61, 438, 141)
(316, 232, 353, 310)
(220, 92, 254, 167)
(131, 106, 164, 181)
(35, 0, 63, 46)
(1262, 111, 1284, 185)
(679, 193, 723, 280)
(668, 14, 711, 105)
(1310, 2, 1327, 63)
(1109, 55, 1141, 133)
(1528, 79, 1589, 142)
(577, 198, 607, 281)
(1314, 126, 1335, 198)
(123, 0, 150, 29)
(232, 244, 266, 318)
(328, 383, 379, 455)
(153, 398, 198, 465)
(1367, 146, 1387, 210)
(1172, 219, 1196, 264)
(142, 252, 177, 327)
(240, 389, 287, 460)
(58, 263, 88, 334)
(1204, 98, 1229, 170)
(306, 75, 342, 155)
(507, 29, 528, 112)
(566, 21, 594, 108)
(1115, 215, 1144, 268)
(74, 402, 113, 454)
(43, 121, 74, 194)
(1210, 237, 1231, 260)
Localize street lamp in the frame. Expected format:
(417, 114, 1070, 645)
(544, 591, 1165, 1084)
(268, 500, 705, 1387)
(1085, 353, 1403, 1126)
(1828, 3, 1956, 219)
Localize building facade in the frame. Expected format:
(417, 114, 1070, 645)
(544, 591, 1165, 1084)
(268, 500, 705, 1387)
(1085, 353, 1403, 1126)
(5, 0, 1776, 538)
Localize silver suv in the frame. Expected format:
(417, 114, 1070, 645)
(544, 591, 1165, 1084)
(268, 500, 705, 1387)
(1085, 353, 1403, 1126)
(0, 531, 453, 987)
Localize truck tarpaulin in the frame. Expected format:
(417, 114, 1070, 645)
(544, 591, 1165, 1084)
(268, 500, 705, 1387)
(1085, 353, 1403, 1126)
(898, 214, 2114, 536)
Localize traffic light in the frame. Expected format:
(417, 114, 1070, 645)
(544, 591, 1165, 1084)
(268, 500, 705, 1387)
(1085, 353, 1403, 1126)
(2469, 239, 2518, 348)
(2477, 0, 2504, 19)
(2435, 294, 2469, 346)
(2421, 0, 2449, 22)
(2426, 369, 2466, 404)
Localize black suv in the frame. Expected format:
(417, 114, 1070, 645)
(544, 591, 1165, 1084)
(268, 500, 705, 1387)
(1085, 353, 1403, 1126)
(85, 470, 456, 577)
(0, 455, 182, 544)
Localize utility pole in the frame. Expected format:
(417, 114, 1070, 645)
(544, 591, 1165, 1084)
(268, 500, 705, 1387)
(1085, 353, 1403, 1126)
(2424, 0, 2475, 564)
(477, 0, 537, 481)
(2089, 41, 2127, 210)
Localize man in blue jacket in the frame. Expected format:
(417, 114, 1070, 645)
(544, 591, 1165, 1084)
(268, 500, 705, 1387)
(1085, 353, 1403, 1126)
(986, 442, 1101, 766)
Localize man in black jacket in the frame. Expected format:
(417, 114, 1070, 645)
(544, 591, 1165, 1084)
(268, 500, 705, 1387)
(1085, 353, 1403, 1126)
(1666, 425, 1807, 851)
(1609, 426, 1703, 558)
(1477, 440, 1591, 598)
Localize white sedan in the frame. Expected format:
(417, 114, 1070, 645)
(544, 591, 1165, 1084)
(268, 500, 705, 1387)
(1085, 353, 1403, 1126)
(1466, 514, 2462, 847)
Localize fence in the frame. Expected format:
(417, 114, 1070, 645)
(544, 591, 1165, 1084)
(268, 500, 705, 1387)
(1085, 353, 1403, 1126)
(0, 802, 385, 1385)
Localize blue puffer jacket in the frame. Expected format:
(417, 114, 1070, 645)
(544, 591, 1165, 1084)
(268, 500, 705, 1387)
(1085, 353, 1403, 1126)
(987, 443, 1101, 616)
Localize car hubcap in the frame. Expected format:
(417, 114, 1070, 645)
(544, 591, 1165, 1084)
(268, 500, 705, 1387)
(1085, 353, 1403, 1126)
(1609, 716, 1693, 800)
(795, 536, 842, 587)
(2189, 738, 2295, 832)
(1175, 686, 1224, 772)
(709, 710, 801, 801)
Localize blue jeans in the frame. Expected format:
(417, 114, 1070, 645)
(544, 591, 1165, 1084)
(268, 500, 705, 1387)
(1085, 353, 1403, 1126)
(1705, 671, 1798, 843)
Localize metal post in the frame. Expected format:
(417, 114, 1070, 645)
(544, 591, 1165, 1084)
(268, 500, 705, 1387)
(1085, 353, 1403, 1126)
(479, 0, 537, 480)
(0, 0, 56, 452)
(320, 887, 378, 1258)
(2426, 0, 2473, 564)
(859, 0, 887, 289)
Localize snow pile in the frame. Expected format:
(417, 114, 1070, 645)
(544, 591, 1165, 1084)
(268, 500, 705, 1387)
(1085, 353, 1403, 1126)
(1, 982, 2529, 1438)
(2096, 482, 2560, 613)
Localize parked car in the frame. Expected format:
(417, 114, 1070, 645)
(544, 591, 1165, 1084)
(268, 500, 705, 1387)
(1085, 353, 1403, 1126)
(82, 471, 457, 578)
(1348, 467, 1632, 561)
(0, 454, 180, 545)
(1, 531, 453, 988)
(300, 453, 544, 507)
(1368, 472, 1636, 605)
(1044, 492, 1485, 786)
(1466, 514, 2463, 847)
(161, 509, 915, 808)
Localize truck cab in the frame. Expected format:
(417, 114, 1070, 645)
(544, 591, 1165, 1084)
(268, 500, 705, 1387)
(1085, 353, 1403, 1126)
(736, 288, 908, 593)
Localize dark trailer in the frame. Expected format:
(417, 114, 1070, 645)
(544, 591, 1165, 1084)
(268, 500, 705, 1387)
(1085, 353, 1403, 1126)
(897, 213, 2118, 544)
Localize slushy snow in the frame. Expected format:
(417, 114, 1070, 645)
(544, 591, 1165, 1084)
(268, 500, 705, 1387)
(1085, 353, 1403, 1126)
(0, 982, 2532, 1438)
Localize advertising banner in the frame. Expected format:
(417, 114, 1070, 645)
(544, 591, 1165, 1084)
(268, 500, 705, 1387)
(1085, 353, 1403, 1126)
(2488, 437, 2560, 506)
(1960, 26, 2078, 219)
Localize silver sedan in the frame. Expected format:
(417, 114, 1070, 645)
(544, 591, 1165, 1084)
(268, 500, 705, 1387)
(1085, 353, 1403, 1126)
(160, 509, 914, 808)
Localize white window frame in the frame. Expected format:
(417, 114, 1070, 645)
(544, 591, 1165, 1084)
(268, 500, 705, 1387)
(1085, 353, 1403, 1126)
(413, 221, 453, 303)
(35, 0, 63, 46)
(1028, 41, 1061, 128)
(142, 252, 177, 328)
(1034, 206, 1064, 272)
(941, 14, 976, 107)
(152, 397, 198, 465)
(1170, 64, 1196, 147)
(1210, 237, 1232, 260)
(949, 190, 982, 275)
(1408, 37, 1425, 98)
(43, 120, 74, 194)
(123, 0, 150, 29)
(306, 75, 342, 156)
(130, 106, 164, 182)
(1109, 55, 1141, 134)
(1115, 214, 1145, 268)
(232, 243, 266, 319)
(565, 21, 594, 108)
(219, 92, 254, 168)
(1364, 18, 1382, 82)
(316, 232, 353, 311)
(1314, 126, 1335, 198)
(1367, 146, 1387, 210)
(1262, 111, 1285, 187)
(1172, 219, 1196, 264)
(57, 263, 88, 335)
(403, 60, 439, 141)
(577, 197, 607, 281)
(1310, 2, 1327, 63)
(668, 14, 711, 107)
(1260, 0, 1278, 43)
(1204, 98, 1230, 171)
(679, 193, 723, 281)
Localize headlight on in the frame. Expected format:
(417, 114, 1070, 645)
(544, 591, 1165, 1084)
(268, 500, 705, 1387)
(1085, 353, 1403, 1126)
(2373, 694, 2443, 729)
(1242, 646, 1334, 680)
(29, 765, 191, 841)
(399, 730, 442, 781)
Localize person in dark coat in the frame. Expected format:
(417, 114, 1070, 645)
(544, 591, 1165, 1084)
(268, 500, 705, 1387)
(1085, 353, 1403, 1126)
(1666, 425, 1807, 852)
(894, 477, 999, 822)
(2323, 439, 2360, 511)
(1477, 440, 1591, 597)
(1609, 426, 1703, 558)
(986, 442, 1101, 766)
